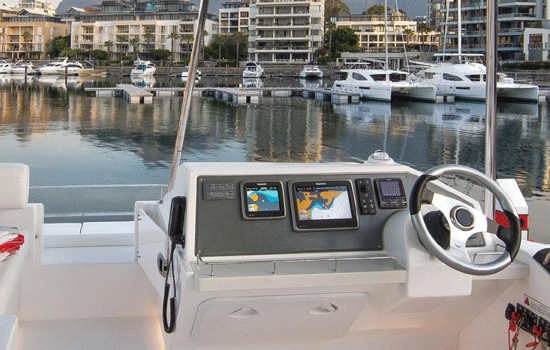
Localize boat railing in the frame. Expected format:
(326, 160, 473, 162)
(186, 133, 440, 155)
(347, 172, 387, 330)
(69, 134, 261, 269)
(30, 183, 168, 222)
(195, 253, 400, 277)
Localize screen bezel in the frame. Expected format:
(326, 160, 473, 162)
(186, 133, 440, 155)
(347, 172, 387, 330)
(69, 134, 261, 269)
(290, 180, 359, 231)
(241, 181, 286, 220)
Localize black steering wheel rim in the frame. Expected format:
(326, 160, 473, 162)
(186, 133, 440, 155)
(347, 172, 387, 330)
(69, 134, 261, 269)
(410, 164, 521, 276)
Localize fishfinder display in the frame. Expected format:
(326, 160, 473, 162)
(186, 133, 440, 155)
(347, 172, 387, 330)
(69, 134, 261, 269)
(242, 182, 285, 219)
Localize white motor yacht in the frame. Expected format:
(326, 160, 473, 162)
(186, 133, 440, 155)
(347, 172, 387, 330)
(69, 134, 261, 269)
(9, 62, 38, 75)
(333, 68, 437, 102)
(0, 61, 14, 74)
(417, 54, 539, 102)
(299, 65, 323, 79)
(181, 66, 201, 78)
(243, 61, 264, 78)
(37, 57, 68, 75)
(130, 60, 157, 76)
(57, 61, 84, 76)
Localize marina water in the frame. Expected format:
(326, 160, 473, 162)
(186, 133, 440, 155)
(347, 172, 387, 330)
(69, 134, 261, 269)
(0, 75, 549, 221)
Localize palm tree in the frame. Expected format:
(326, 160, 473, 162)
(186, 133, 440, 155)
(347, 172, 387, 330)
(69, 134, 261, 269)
(201, 30, 209, 63)
(180, 34, 193, 64)
(104, 40, 113, 60)
(129, 37, 139, 60)
(116, 35, 128, 60)
(143, 32, 155, 59)
(213, 34, 227, 66)
(232, 31, 247, 68)
(168, 32, 179, 60)
(22, 31, 32, 60)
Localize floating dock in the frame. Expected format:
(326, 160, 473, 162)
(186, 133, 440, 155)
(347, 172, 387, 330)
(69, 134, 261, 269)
(86, 86, 360, 105)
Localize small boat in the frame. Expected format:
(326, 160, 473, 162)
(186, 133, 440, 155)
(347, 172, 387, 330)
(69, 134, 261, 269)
(299, 65, 323, 80)
(333, 68, 436, 102)
(130, 60, 156, 76)
(181, 66, 202, 78)
(57, 61, 84, 76)
(243, 61, 264, 78)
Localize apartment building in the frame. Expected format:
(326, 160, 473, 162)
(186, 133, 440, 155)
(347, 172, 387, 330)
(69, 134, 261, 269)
(219, 0, 250, 34)
(247, 0, 324, 63)
(71, 0, 218, 61)
(433, 0, 549, 61)
(18, 0, 56, 16)
(0, 8, 69, 60)
(334, 10, 440, 53)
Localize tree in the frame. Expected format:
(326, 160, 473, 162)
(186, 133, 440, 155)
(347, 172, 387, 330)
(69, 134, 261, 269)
(365, 4, 391, 16)
(150, 49, 171, 66)
(232, 31, 248, 67)
(21, 31, 32, 60)
(403, 28, 413, 46)
(88, 49, 108, 61)
(168, 32, 179, 60)
(47, 35, 70, 58)
(325, 27, 359, 56)
(325, 0, 349, 20)
(180, 34, 193, 64)
(201, 30, 209, 63)
(104, 40, 113, 60)
(211, 34, 228, 64)
(129, 37, 139, 60)
(143, 32, 155, 59)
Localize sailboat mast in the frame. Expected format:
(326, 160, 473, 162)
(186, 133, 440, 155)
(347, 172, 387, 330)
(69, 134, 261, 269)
(484, 0, 497, 216)
(384, 0, 389, 69)
(457, 0, 461, 56)
(168, 0, 209, 191)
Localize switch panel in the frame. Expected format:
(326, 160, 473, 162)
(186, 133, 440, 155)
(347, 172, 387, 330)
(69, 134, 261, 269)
(355, 178, 376, 215)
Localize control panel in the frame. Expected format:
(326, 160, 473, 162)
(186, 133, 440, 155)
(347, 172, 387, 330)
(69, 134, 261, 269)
(195, 173, 412, 257)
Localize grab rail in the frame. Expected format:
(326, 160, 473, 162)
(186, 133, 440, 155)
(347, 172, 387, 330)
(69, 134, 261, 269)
(196, 253, 400, 277)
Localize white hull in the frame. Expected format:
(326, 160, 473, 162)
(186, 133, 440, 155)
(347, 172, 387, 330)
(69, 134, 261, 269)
(299, 66, 323, 80)
(38, 67, 61, 75)
(242, 70, 263, 78)
(130, 69, 156, 76)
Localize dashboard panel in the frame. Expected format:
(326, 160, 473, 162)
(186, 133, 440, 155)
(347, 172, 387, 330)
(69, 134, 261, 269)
(195, 173, 413, 258)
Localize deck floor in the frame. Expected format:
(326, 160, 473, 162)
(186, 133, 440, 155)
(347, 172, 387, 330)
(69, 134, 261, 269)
(16, 316, 164, 350)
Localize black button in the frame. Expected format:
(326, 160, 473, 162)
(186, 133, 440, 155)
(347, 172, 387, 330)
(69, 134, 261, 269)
(455, 208, 474, 227)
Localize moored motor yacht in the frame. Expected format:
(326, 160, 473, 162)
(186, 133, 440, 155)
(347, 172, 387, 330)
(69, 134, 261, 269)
(37, 57, 68, 75)
(130, 60, 157, 76)
(299, 64, 323, 80)
(332, 68, 437, 102)
(0, 61, 14, 74)
(9, 61, 38, 75)
(243, 61, 264, 78)
(416, 54, 539, 102)
(181, 66, 201, 78)
(57, 61, 84, 76)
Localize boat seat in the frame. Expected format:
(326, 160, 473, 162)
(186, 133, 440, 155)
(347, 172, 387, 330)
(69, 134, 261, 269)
(0, 164, 44, 265)
(0, 164, 42, 315)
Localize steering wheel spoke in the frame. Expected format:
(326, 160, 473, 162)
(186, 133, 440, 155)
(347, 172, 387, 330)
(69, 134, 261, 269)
(410, 164, 521, 275)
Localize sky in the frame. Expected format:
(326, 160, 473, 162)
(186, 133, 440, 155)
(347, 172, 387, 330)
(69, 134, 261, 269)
(2, 0, 428, 21)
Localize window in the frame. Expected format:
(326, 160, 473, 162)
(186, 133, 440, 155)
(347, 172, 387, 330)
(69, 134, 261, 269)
(443, 73, 463, 81)
(352, 72, 368, 81)
(371, 74, 386, 81)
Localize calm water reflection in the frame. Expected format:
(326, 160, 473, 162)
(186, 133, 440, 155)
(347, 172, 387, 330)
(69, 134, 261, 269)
(0, 75, 548, 215)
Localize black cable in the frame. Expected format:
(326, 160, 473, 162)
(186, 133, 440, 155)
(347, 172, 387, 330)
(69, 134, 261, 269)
(163, 243, 177, 334)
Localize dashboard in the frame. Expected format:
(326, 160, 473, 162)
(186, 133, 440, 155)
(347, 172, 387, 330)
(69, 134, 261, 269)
(195, 173, 412, 258)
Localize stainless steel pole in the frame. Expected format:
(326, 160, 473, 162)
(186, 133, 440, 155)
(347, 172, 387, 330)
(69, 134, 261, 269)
(168, 0, 209, 191)
(484, 0, 497, 217)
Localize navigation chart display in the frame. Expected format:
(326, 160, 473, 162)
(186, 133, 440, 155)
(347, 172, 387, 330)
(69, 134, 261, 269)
(242, 182, 285, 219)
(291, 181, 358, 231)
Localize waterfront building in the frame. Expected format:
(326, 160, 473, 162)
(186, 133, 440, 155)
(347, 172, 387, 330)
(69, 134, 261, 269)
(334, 10, 440, 54)
(219, 0, 250, 34)
(70, 0, 218, 62)
(432, 0, 550, 62)
(0, 8, 70, 60)
(18, 0, 56, 16)
(247, 0, 324, 64)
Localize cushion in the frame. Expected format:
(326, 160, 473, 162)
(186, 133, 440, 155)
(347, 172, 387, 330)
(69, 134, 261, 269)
(0, 164, 29, 210)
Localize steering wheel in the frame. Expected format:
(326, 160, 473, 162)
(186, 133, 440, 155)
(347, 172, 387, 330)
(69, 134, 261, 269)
(409, 164, 521, 276)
